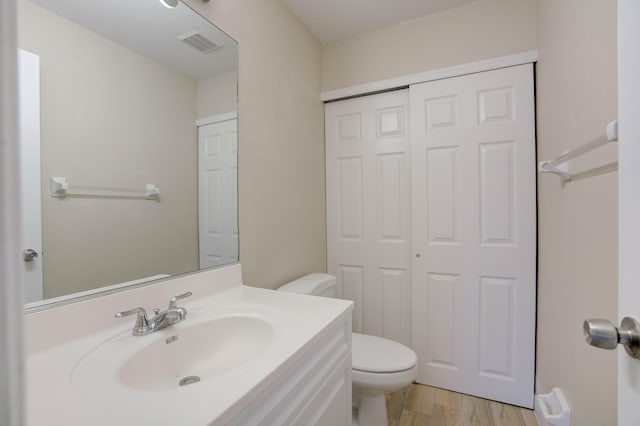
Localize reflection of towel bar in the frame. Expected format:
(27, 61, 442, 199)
(50, 177, 159, 200)
(538, 120, 618, 182)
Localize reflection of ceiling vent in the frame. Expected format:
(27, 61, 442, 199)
(177, 30, 221, 54)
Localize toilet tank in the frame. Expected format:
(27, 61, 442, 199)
(278, 273, 337, 298)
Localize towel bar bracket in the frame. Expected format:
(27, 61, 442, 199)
(538, 160, 571, 182)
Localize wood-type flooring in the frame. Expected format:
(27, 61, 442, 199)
(385, 384, 538, 426)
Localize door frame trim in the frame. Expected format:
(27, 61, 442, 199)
(320, 50, 538, 102)
(1, 0, 25, 423)
(618, 0, 640, 423)
(195, 111, 238, 127)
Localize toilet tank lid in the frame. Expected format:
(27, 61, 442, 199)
(278, 273, 336, 295)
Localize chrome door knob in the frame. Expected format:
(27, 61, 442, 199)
(23, 249, 39, 262)
(584, 317, 640, 359)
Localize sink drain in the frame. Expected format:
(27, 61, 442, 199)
(179, 376, 201, 386)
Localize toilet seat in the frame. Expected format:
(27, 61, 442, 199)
(352, 332, 417, 373)
(352, 365, 418, 393)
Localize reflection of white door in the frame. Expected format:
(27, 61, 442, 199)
(618, 1, 640, 424)
(18, 48, 43, 303)
(410, 64, 536, 408)
(198, 113, 238, 269)
(325, 90, 412, 346)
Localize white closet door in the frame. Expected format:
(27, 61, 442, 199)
(325, 90, 412, 346)
(410, 64, 536, 408)
(198, 118, 238, 269)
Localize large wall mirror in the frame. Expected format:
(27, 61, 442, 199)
(18, 0, 238, 308)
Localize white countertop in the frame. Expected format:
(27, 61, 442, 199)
(25, 265, 353, 425)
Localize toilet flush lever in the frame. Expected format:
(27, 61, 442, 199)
(583, 317, 640, 359)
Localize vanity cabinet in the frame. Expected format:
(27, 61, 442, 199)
(225, 320, 352, 426)
(25, 265, 354, 426)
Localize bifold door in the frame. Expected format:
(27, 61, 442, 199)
(325, 90, 412, 347)
(325, 63, 536, 407)
(410, 64, 536, 408)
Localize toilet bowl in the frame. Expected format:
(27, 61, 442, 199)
(278, 273, 417, 426)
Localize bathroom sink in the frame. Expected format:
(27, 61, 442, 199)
(119, 315, 273, 391)
(70, 305, 279, 394)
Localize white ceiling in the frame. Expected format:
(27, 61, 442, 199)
(29, 0, 237, 80)
(283, 0, 477, 44)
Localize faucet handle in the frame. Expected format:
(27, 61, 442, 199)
(115, 307, 150, 333)
(168, 291, 192, 309)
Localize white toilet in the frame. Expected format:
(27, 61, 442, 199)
(278, 273, 417, 426)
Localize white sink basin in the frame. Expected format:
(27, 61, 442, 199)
(120, 315, 273, 391)
(70, 304, 280, 394)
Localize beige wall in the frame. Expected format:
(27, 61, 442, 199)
(536, 1, 618, 424)
(185, 0, 326, 288)
(180, 2, 620, 421)
(18, 0, 199, 297)
(319, 0, 619, 422)
(321, 0, 537, 91)
(197, 70, 238, 119)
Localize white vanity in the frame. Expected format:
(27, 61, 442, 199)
(25, 264, 353, 425)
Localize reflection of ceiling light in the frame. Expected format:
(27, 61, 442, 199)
(159, 0, 179, 8)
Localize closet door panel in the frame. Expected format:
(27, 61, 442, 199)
(326, 90, 411, 344)
(410, 64, 536, 408)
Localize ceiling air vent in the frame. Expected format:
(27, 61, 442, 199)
(177, 30, 221, 54)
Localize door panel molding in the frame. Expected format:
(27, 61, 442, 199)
(321, 50, 538, 102)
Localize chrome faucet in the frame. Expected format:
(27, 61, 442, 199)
(115, 291, 192, 336)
